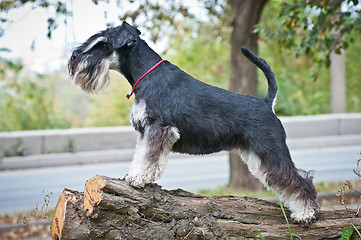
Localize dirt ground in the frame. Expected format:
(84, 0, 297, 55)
(0, 210, 52, 240)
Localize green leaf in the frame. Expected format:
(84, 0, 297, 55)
(338, 227, 353, 240)
(343, 41, 349, 49)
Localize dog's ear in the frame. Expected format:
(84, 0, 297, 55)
(121, 21, 141, 35)
(112, 22, 141, 49)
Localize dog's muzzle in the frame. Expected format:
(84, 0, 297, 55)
(68, 49, 115, 94)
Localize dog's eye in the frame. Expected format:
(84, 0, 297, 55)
(127, 40, 136, 47)
(93, 42, 107, 50)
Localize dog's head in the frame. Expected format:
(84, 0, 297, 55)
(68, 21, 141, 93)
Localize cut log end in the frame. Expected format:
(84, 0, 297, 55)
(51, 189, 89, 240)
(50, 189, 68, 239)
(84, 175, 107, 215)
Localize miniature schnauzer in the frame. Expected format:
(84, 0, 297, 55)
(68, 21, 319, 227)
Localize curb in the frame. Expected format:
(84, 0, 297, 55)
(0, 150, 228, 171)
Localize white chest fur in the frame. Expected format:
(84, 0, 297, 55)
(130, 100, 148, 131)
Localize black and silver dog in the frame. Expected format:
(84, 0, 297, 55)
(68, 21, 319, 227)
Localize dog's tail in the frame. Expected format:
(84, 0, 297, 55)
(241, 47, 277, 108)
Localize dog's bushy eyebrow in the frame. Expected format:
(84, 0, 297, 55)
(82, 36, 107, 53)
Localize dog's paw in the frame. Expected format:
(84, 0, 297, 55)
(291, 209, 319, 228)
(125, 174, 146, 188)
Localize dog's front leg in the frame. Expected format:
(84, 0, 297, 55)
(125, 125, 180, 188)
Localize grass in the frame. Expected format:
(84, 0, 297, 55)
(194, 181, 360, 199)
(315, 181, 347, 193)
(195, 185, 275, 198)
(351, 223, 361, 237)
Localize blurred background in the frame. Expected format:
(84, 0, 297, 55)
(0, 0, 361, 239)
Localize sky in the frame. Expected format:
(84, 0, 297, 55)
(0, 0, 175, 73)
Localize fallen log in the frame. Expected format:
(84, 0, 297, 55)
(51, 175, 361, 239)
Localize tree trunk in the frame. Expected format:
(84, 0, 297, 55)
(51, 175, 361, 240)
(330, 49, 346, 113)
(330, 2, 346, 113)
(227, 0, 268, 190)
(228, 151, 265, 191)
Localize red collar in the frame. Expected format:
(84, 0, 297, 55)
(126, 59, 165, 99)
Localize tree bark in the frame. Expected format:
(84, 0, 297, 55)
(52, 175, 361, 240)
(227, 0, 268, 190)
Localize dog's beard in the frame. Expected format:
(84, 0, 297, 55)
(70, 57, 111, 94)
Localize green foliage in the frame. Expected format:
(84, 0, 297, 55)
(258, 2, 331, 116)
(66, 138, 78, 153)
(84, 71, 133, 127)
(166, 23, 231, 90)
(4, 138, 27, 157)
(0, 61, 72, 131)
(260, 43, 331, 116)
(259, 1, 361, 115)
(257, 0, 361, 114)
(260, 0, 361, 68)
(345, 30, 361, 113)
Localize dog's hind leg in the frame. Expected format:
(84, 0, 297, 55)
(277, 168, 320, 227)
(125, 125, 180, 188)
(239, 147, 319, 227)
(272, 167, 319, 228)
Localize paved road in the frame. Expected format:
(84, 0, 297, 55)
(0, 146, 360, 215)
